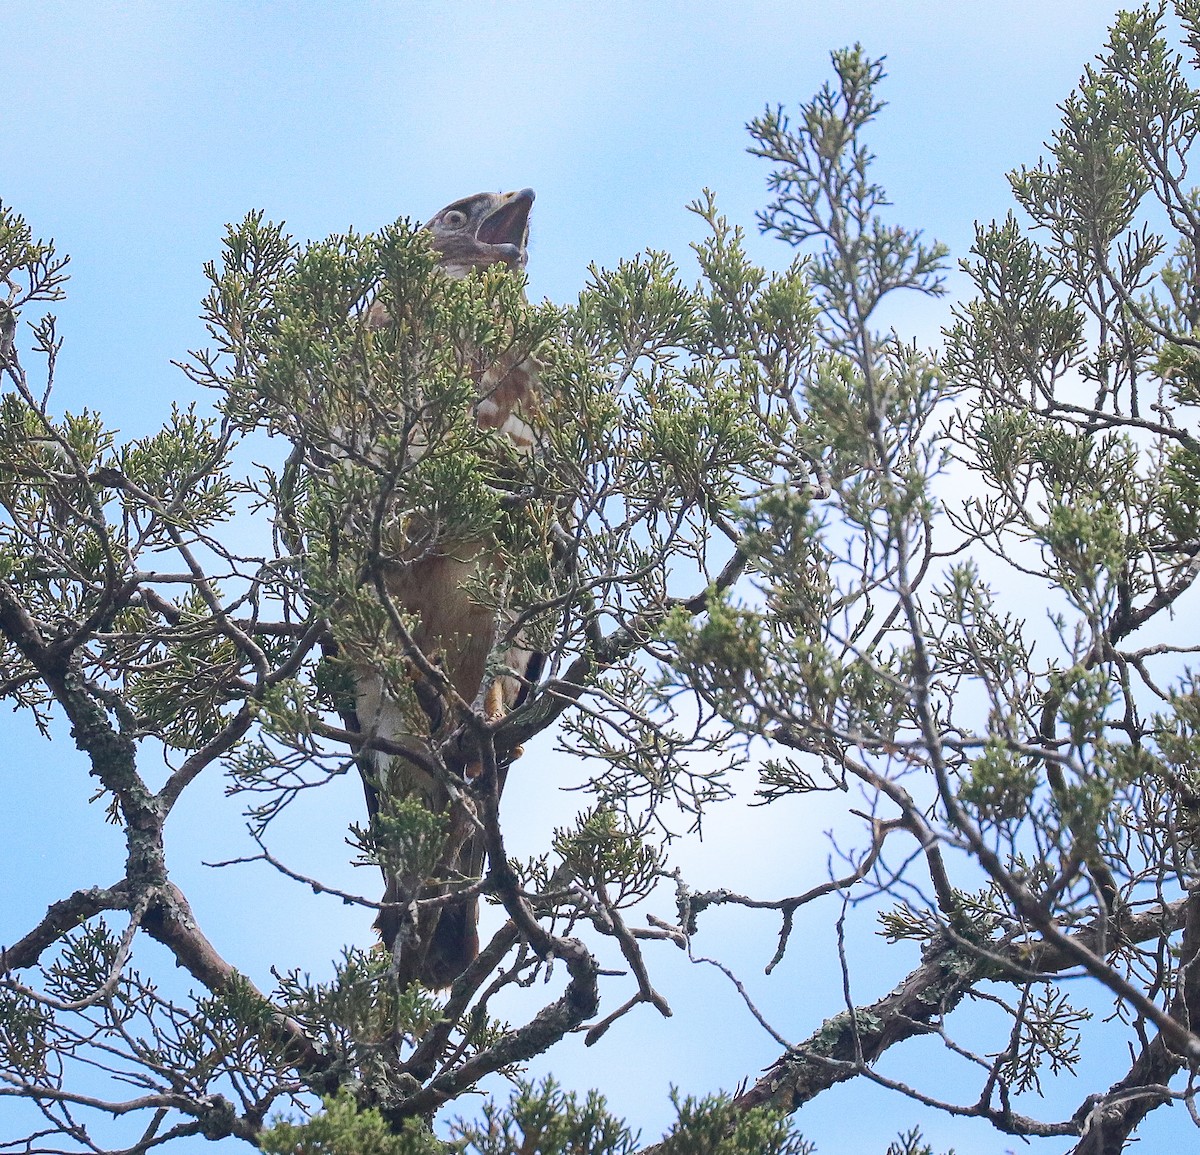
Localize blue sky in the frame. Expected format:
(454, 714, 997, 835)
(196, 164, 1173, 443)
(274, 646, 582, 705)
(2, 3, 1170, 1153)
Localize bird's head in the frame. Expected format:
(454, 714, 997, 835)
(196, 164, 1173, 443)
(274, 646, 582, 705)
(424, 188, 534, 279)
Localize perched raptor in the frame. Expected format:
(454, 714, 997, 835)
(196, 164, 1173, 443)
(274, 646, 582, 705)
(354, 188, 543, 987)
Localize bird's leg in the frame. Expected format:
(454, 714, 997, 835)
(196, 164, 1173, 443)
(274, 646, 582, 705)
(483, 678, 507, 724)
(462, 677, 524, 782)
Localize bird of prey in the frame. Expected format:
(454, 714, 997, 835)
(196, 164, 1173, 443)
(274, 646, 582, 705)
(353, 188, 543, 988)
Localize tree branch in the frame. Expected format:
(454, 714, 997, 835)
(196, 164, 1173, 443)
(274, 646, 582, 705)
(729, 898, 1190, 1119)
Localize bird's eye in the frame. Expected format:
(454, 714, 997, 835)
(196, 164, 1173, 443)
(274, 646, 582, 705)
(442, 210, 468, 229)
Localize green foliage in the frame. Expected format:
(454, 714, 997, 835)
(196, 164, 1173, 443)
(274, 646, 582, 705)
(884, 1129, 954, 1155)
(126, 589, 246, 750)
(262, 1080, 811, 1155)
(749, 49, 948, 329)
(998, 985, 1090, 1095)
(449, 1078, 635, 1155)
(279, 947, 437, 1062)
(119, 403, 236, 527)
(553, 808, 664, 907)
(359, 797, 451, 880)
(0, 198, 70, 320)
(262, 1090, 450, 1155)
(960, 738, 1039, 825)
(654, 1090, 812, 1155)
(0, 987, 50, 1079)
(577, 250, 701, 355)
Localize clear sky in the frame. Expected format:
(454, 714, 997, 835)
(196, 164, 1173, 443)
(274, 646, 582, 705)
(2, 3, 1165, 1153)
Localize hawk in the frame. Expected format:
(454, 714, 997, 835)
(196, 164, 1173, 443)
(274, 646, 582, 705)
(353, 188, 543, 987)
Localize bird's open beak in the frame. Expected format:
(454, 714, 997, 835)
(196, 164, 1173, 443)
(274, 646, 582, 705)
(476, 188, 535, 262)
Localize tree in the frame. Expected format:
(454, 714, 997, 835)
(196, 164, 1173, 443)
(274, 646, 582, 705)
(4, 5, 1200, 1152)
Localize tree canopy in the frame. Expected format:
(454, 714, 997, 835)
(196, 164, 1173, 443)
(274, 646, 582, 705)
(4, 5, 1200, 1153)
